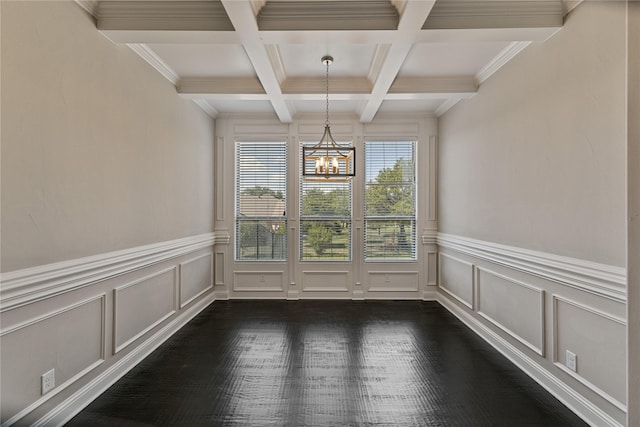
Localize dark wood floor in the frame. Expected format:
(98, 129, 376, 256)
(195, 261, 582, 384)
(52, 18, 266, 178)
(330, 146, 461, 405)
(67, 301, 587, 426)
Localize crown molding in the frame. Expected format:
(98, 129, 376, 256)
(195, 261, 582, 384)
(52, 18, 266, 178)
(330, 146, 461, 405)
(476, 41, 531, 84)
(435, 98, 463, 117)
(127, 43, 179, 85)
(390, 0, 407, 15)
(193, 100, 219, 118)
(562, 0, 584, 16)
(75, 0, 99, 16)
(250, 0, 267, 17)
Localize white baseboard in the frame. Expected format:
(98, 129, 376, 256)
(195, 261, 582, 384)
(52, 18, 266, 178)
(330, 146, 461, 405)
(33, 293, 215, 427)
(437, 292, 624, 427)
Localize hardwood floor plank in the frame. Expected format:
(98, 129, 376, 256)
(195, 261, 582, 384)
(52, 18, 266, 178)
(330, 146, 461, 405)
(67, 301, 587, 426)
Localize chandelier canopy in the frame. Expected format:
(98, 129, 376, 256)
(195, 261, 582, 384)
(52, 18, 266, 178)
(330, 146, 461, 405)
(302, 55, 355, 182)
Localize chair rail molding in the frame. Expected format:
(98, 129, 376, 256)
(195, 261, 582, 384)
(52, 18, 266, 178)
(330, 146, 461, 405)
(0, 233, 216, 312)
(437, 233, 626, 302)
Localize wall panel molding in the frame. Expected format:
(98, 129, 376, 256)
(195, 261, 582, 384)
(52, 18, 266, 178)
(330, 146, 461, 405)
(476, 267, 545, 356)
(438, 292, 625, 427)
(0, 233, 215, 312)
(302, 271, 350, 293)
(179, 253, 214, 308)
(113, 267, 177, 354)
(553, 295, 627, 411)
(367, 271, 419, 292)
(32, 293, 215, 427)
(1, 295, 106, 427)
(437, 233, 626, 302)
(233, 271, 285, 292)
(438, 252, 474, 309)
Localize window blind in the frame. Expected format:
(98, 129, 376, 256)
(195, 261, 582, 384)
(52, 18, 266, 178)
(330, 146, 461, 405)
(299, 142, 352, 261)
(364, 141, 417, 261)
(235, 141, 287, 261)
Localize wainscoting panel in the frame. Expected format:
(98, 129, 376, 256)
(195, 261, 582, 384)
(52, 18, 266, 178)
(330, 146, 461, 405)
(0, 234, 216, 427)
(179, 253, 213, 308)
(438, 252, 474, 309)
(476, 267, 545, 356)
(437, 232, 628, 427)
(215, 252, 225, 286)
(0, 295, 106, 425)
(427, 251, 438, 286)
(113, 268, 177, 354)
(367, 271, 419, 292)
(302, 271, 350, 293)
(233, 271, 285, 292)
(554, 296, 627, 410)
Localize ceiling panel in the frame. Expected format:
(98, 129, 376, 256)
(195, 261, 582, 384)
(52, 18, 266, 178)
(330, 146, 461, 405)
(92, 0, 566, 120)
(279, 44, 377, 78)
(148, 44, 256, 77)
(291, 99, 368, 114)
(399, 42, 509, 77)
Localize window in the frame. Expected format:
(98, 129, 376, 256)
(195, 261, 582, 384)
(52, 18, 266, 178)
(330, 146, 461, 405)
(235, 142, 287, 261)
(300, 142, 352, 261)
(364, 141, 416, 261)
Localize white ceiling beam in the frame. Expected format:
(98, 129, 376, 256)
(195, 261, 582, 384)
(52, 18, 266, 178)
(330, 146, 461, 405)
(221, 0, 293, 122)
(98, 30, 241, 45)
(389, 77, 478, 96)
(176, 74, 477, 105)
(415, 27, 561, 43)
(359, 0, 436, 122)
(178, 77, 265, 97)
(282, 77, 372, 95)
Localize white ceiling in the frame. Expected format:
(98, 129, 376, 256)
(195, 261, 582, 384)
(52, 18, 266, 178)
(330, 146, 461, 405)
(80, 0, 578, 122)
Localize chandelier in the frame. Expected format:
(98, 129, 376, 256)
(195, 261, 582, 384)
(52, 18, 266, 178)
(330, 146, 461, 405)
(302, 55, 355, 182)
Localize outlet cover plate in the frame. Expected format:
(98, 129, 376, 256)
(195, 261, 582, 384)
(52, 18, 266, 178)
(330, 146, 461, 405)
(566, 350, 577, 372)
(41, 369, 55, 395)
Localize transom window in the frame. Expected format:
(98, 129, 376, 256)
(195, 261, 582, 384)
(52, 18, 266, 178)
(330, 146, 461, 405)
(235, 141, 287, 261)
(364, 141, 417, 261)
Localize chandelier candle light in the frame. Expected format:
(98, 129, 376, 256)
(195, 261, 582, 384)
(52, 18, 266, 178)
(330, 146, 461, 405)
(302, 55, 355, 182)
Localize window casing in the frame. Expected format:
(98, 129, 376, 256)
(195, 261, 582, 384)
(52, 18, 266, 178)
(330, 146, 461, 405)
(364, 141, 417, 261)
(235, 141, 287, 261)
(299, 142, 352, 261)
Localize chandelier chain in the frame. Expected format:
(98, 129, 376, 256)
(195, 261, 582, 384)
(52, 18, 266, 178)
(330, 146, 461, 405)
(325, 58, 330, 126)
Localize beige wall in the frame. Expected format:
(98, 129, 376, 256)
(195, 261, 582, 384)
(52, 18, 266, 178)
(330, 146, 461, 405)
(628, 2, 640, 425)
(438, 2, 627, 266)
(1, 1, 215, 272)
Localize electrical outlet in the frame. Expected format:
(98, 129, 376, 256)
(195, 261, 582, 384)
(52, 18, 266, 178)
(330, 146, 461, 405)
(566, 350, 577, 372)
(41, 369, 55, 395)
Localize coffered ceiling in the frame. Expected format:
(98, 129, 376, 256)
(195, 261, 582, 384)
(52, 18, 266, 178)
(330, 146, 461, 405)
(78, 0, 580, 122)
